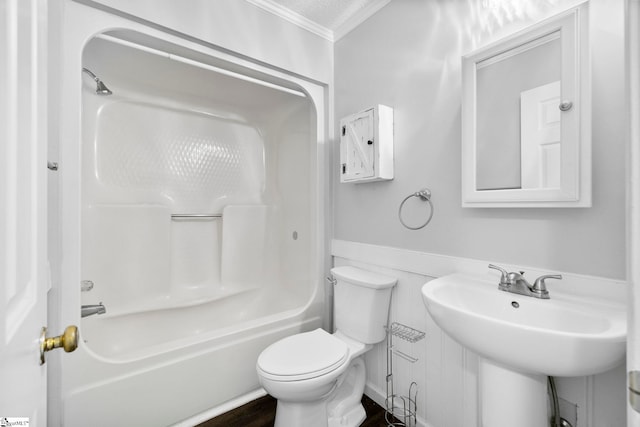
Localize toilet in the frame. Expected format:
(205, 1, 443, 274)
(256, 266, 397, 427)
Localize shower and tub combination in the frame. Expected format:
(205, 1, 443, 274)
(61, 31, 326, 426)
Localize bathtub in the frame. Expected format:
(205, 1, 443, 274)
(61, 32, 325, 426)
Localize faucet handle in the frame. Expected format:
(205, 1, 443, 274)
(81, 280, 94, 292)
(488, 264, 510, 287)
(532, 274, 562, 298)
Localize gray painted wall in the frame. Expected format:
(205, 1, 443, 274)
(333, 0, 626, 279)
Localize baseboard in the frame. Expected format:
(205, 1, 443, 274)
(171, 388, 267, 427)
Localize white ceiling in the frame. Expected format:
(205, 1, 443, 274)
(246, 0, 390, 41)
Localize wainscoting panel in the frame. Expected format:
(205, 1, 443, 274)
(332, 239, 626, 427)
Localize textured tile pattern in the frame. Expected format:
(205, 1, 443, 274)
(94, 101, 264, 211)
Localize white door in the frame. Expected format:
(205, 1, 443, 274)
(0, 0, 51, 424)
(340, 108, 375, 181)
(520, 81, 562, 189)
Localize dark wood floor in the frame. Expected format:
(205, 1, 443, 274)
(197, 394, 394, 427)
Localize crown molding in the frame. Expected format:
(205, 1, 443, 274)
(246, 0, 391, 43)
(246, 0, 334, 41)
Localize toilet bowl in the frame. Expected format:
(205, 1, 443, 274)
(256, 266, 397, 427)
(257, 329, 371, 427)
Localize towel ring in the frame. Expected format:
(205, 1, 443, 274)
(398, 188, 434, 230)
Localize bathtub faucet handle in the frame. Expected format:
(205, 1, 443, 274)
(81, 280, 94, 292)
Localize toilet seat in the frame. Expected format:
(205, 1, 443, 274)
(257, 329, 349, 382)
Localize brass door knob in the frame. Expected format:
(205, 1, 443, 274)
(40, 325, 79, 365)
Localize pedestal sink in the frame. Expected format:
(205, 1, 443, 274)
(421, 273, 626, 427)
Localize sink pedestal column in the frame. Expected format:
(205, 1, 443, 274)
(479, 358, 547, 427)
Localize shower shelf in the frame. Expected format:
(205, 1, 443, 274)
(387, 322, 425, 343)
(385, 322, 425, 427)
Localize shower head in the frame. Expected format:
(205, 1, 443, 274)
(82, 67, 112, 95)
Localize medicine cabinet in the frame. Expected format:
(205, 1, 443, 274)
(461, 3, 590, 207)
(339, 105, 393, 183)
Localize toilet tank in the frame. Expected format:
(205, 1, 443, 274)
(331, 266, 397, 344)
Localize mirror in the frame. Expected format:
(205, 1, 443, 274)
(462, 3, 590, 207)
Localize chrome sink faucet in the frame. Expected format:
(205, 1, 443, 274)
(488, 264, 562, 299)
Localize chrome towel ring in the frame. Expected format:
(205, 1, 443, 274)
(398, 188, 434, 230)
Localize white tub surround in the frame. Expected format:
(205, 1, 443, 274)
(57, 19, 328, 426)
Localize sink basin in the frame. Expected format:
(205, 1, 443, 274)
(421, 273, 626, 377)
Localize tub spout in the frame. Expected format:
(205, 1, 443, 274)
(81, 303, 106, 318)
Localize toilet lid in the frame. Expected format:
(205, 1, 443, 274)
(258, 329, 348, 380)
